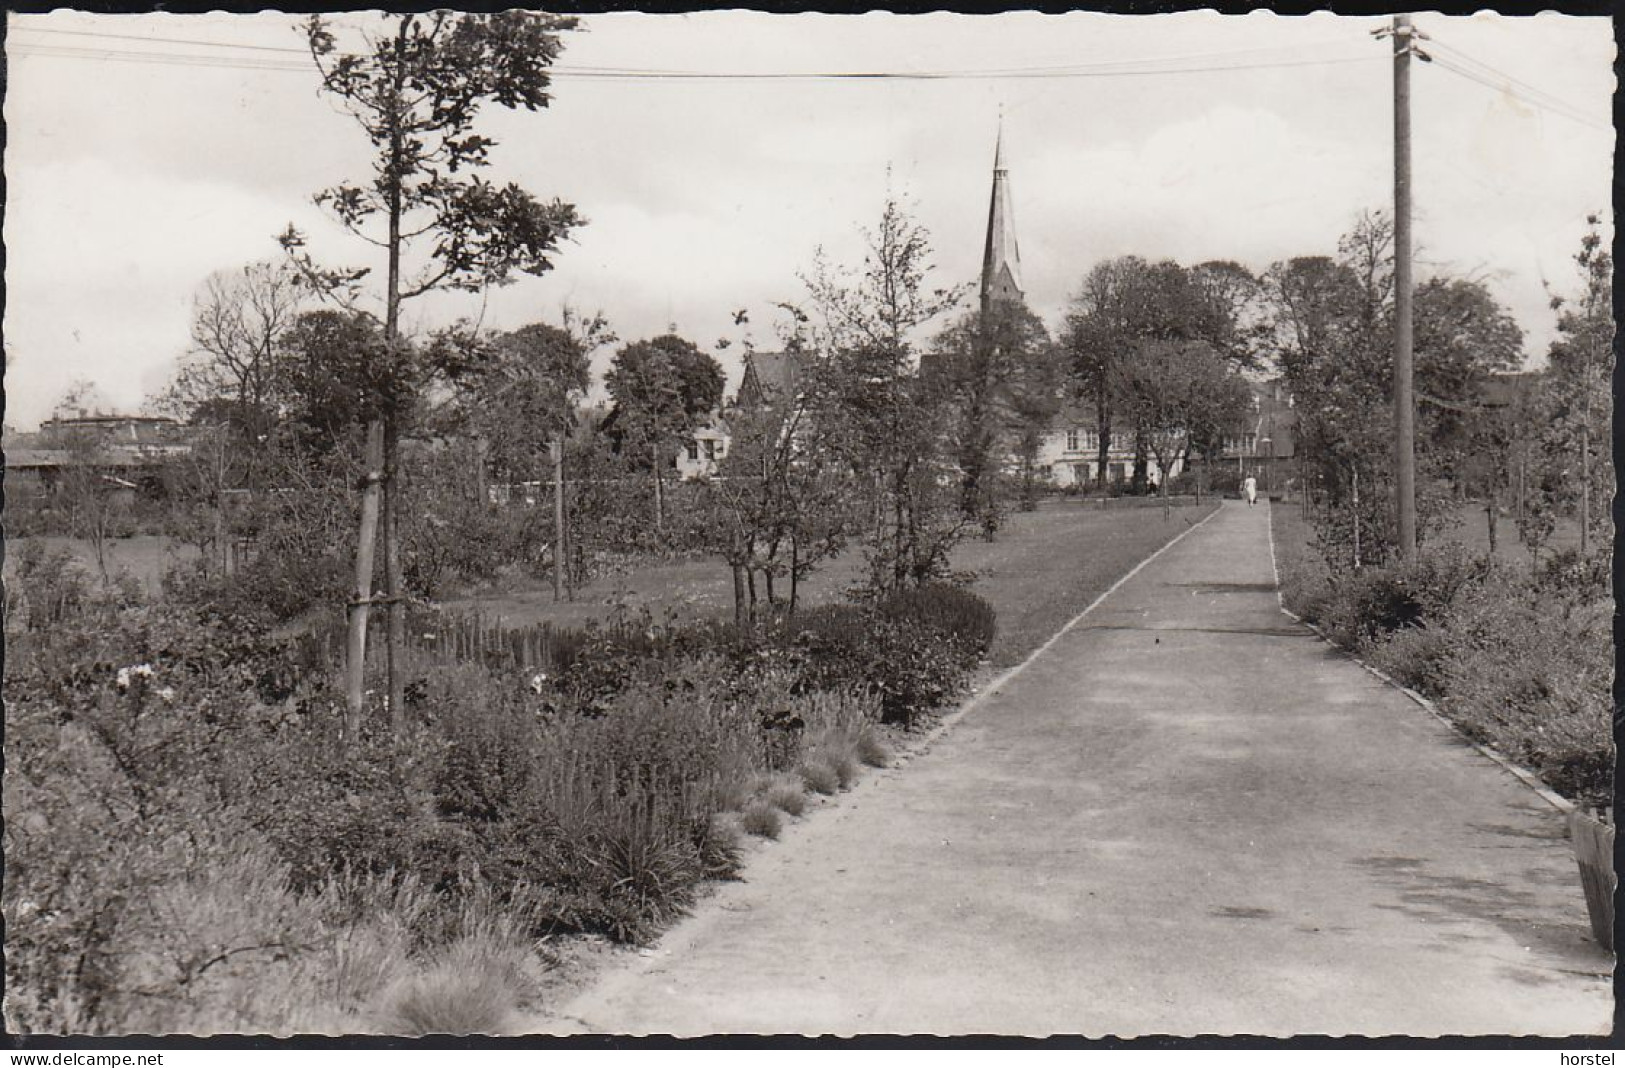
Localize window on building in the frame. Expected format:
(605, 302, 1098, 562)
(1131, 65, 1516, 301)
(686, 441, 700, 462)
(702, 439, 717, 462)
(1066, 429, 1080, 452)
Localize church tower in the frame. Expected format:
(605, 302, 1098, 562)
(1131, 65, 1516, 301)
(980, 125, 1024, 315)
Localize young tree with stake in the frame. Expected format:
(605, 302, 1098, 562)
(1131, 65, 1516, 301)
(281, 13, 582, 735)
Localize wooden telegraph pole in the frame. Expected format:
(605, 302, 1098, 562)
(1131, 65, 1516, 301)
(1391, 13, 1419, 560)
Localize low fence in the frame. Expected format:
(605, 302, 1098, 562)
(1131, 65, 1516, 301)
(292, 610, 584, 679)
(289, 608, 689, 682)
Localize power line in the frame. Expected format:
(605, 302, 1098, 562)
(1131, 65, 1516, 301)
(1421, 36, 1610, 132)
(10, 22, 1370, 73)
(8, 42, 1384, 80)
(10, 26, 1381, 81)
(12, 23, 311, 54)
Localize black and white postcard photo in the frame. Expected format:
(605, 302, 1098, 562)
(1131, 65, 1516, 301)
(2, 6, 1615, 1046)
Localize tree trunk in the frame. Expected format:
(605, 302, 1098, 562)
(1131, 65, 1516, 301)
(1156, 450, 1171, 520)
(1579, 420, 1590, 556)
(1131, 427, 1149, 496)
(652, 443, 665, 536)
(1351, 466, 1362, 572)
(383, 422, 406, 734)
(215, 433, 229, 577)
(345, 418, 386, 738)
(375, 22, 408, 738)
(214, 493, 228, 578)
(551, 440, 566, 603)
(788, 536, 800, 616)
(1096, 398, 1112, 493)
(1486, 493, 1498, 556)
(732, 560, 748, 629)
(893, 470, 909, 591)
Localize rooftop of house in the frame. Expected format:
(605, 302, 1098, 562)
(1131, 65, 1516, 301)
(736, 350, 808, 409)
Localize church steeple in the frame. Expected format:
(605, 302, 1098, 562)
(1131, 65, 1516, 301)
(980, 121, 1024, 314)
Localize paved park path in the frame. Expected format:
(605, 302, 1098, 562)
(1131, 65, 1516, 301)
(537, 501, 1612, 1037)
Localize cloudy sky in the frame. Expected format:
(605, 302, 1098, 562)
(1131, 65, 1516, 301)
(4, 10, 1613, 428)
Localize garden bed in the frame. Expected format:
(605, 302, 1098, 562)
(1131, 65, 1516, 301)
(1270, 503, 1612, 810)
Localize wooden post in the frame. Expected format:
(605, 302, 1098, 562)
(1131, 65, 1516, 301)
(383, 418, 406, 734)
(344, 418, 386, 738)
(551, 439, 566, 603)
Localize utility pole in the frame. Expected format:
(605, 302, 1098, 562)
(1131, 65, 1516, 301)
(1391, 13, 1419, 560)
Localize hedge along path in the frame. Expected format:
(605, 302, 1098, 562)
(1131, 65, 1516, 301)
(530, 500, 1610, 1037)
(1265, 504, 1577, 818)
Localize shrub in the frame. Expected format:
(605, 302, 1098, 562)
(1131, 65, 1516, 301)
(367, 893, 533, 1036)
(854, 729, 891, 768)
(763, 776, 809, 817)
(800, 758, 841, 796)
(1365, 622, 1452, 696)
(1276, 512, 1612, 808)
(1318, 544, 1495, 647)
(740, 800, 784, 839)
(696, 814, 744, 880)
(865, 619, 975, 724)
(879, 582, 997, 660)
(825, 748, 860, 789)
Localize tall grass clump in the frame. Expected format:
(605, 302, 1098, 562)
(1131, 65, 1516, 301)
(740, 800, 784, 839)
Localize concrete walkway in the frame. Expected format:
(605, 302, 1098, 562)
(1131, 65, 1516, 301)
(538, 501, 1612, 1037)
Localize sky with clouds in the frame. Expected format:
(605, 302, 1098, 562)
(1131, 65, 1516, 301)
(4, 10, 1614, 428)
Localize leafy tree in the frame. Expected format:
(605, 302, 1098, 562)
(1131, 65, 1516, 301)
(450, 322, 590, 486)
(52, 428, 127, 585)
(1190, 260, 1268, 371)
(799, 197, 967, 593)
(278, 310, 402, 456)
(1115, 341, 1253, 506)
(1064, 257, 1240, 493)
(604, 334, 725, 536)
(1262, 210, 1526, 570)
(802, 193, 966, 356)
(280, 12, 582, 731)
(930, 300, 1059, 525)
(696, 338, 857, 625)
(1413, 276, 1524, 489)
(1540, 213, 1612, 556)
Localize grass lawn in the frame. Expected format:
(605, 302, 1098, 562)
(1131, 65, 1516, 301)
(451, 497, 1221, 670)
(1270, 497, 1583, 581)
(4, 535, 198, 594)
(1428, 501, 1583, 568)
(1267, 499, 1320, 616)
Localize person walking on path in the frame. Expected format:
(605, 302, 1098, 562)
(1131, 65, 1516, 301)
(1243, 474, 1258, 506)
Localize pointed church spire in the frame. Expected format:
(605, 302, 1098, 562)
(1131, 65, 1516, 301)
(981, 117, 1023, 314)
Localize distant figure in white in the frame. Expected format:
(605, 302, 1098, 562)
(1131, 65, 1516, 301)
(1243, 475, 1258, 507)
